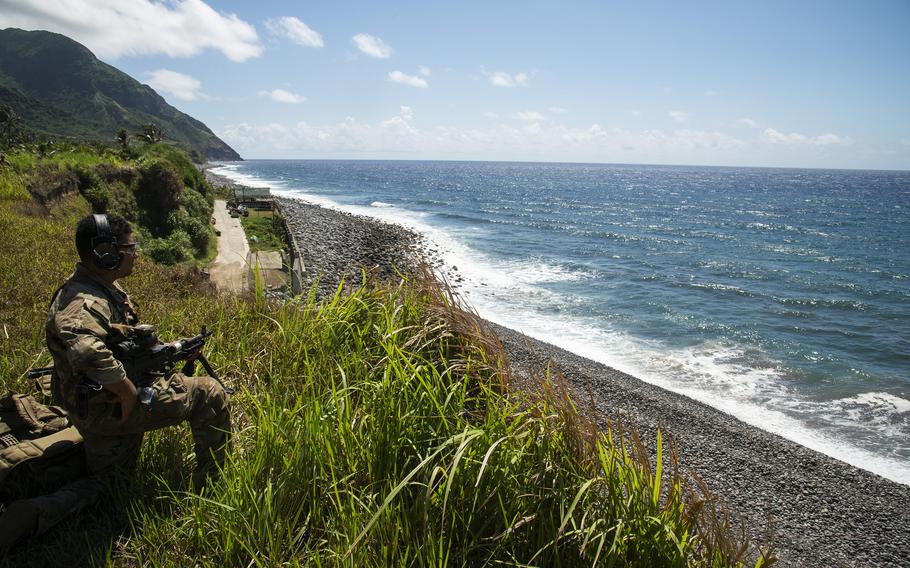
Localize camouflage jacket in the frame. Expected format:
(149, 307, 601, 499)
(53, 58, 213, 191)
(45, 263, 139, 411)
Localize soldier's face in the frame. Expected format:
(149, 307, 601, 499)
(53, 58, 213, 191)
(115, 232, 139, 278)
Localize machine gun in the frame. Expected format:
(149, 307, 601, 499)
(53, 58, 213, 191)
(110, 325, 234, 395)
(27, 326, 234, 402)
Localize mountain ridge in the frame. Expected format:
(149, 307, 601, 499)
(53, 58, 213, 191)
(0, 28, 240, 160)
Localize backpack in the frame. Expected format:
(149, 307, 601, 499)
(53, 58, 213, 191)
(0, 394, 85, 500)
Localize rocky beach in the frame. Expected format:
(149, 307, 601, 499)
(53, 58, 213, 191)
(208, 170, 910, 567)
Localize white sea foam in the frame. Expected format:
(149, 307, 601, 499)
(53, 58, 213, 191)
(211, 163, 910, 486)
(499, 259, 592, 284)
(371, 201, 395, 208)
(209, 164, 281, 189)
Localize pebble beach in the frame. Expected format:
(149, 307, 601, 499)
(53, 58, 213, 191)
(210, 172, 910, 567)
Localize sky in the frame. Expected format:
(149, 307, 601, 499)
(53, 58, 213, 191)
(1, 0, 909, 169)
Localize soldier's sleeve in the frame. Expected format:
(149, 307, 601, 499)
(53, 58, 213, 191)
(53, 296, 128, 385)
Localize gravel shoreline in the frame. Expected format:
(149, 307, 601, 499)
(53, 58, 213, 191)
(208, 170, 910, 567)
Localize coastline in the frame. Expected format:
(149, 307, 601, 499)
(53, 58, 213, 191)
(206, 168, 910, 566)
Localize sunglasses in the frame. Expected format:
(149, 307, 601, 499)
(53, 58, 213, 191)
(118, 241, 139, 254)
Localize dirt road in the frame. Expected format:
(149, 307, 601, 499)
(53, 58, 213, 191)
(209, 199, 249, 293)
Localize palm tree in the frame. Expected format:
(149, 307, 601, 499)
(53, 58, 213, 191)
(116, 127, 130, 150)
(0, 105, 21, 148)
(139, 123, 162, 144)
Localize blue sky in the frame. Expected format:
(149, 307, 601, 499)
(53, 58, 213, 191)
(2, 0, 909, 169)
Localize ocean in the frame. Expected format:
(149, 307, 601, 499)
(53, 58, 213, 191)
(210, 160, 910, 485)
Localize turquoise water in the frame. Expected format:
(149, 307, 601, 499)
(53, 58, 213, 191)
(212, 160, 910, 483)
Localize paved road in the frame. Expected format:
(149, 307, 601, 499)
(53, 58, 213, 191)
(209, 199, 249, 294)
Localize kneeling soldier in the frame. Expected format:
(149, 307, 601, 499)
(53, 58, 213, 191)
(1, 213, 231, 548)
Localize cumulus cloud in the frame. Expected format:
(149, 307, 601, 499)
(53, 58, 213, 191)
(265, 16, 323, 48)
(515, 111, 544, 122)
(218, 108, 750, 162)
(736, 117, 760, 128)
(380, 106, 417, 134)
(418, 66, 431, 77)
(486, 70, 530, 88)
(352, 33, 392, 58)
(145, 69, 202, 101)
(0, 0, 261, 62)
(669, 111, 689, 122)
(762, 128, 851, 146)
(259, 89, 307, 103)
(388, 71, 428, 88)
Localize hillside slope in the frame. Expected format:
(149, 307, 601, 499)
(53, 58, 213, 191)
(0, 28, 240, 160)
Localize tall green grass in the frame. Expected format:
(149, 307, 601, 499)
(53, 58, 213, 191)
(1, 158, 772, 566)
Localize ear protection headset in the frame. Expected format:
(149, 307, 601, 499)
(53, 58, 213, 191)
(91, 214, 122, 271)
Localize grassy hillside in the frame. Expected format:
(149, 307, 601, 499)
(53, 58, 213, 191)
(2, 140, 215, 264)
(0, 147, 770, 566)
(0, 28, 240, 160)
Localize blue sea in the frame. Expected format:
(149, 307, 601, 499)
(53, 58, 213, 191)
(211, 160, 910, 484)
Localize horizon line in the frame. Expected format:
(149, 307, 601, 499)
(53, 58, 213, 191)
(212, 156, 910, 174)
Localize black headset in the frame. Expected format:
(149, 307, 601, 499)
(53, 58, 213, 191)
(91, 214, 122, 271)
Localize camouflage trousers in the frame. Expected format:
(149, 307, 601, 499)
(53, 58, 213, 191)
(76, 372, 231, 482)
(0, 374, 230, 549)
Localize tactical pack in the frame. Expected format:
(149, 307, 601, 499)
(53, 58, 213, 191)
(0, 393, 85, 499)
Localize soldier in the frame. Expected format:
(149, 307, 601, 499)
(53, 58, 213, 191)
(0, 213, 230, 548)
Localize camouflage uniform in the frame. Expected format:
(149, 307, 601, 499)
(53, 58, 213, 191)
(45, 263, 231, 480)
(1, 263, 233, 544)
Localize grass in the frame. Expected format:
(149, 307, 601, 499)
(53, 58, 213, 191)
(241, 210, 286, 253)
(0, 155, 773, 566)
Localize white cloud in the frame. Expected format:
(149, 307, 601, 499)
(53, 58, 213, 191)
(0, 0, 262, 62)
(219, 110, 749, 162)
(549, 106, 568, 114)
(736, 117, 760, 128)
(482, 112, 499, 119)
(762, 128, 851, 146)
(352, 33, 392, 58)
(259, 89, 307, 103)
(515, 111, 544, 122)
(901, 139, 910, 147)
(265, 16, 323, 48)
(145, 69, 202, 101)
(669, 111, 689, 122)
(388, 71, 428, 88)
(418, 66, 432, 77)
(487, 70, 531, 88)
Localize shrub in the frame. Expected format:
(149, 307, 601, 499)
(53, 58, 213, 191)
(139, 143, 207, 197)
(135, 159, 182, 236)
(80, 184, 110, 212)
(141, 229, 194, 264)
(181, 184, 211, 221)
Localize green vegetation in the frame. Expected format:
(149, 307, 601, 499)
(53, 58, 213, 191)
(0, 144, 770, 566)
(0, 28, 240, 160)
(241, 210, 286, 252)
(1, 140, 214, 265)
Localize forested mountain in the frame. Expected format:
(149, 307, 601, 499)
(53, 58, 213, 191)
(0, 28, 240, 160)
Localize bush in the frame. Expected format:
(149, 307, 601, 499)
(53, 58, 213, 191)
(139, 143, 208, 198)
(141, 229, 194, 264)
(135, 159, 182, 236)
(181, 185, 211, 221)
(80, 184, 110, 212)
